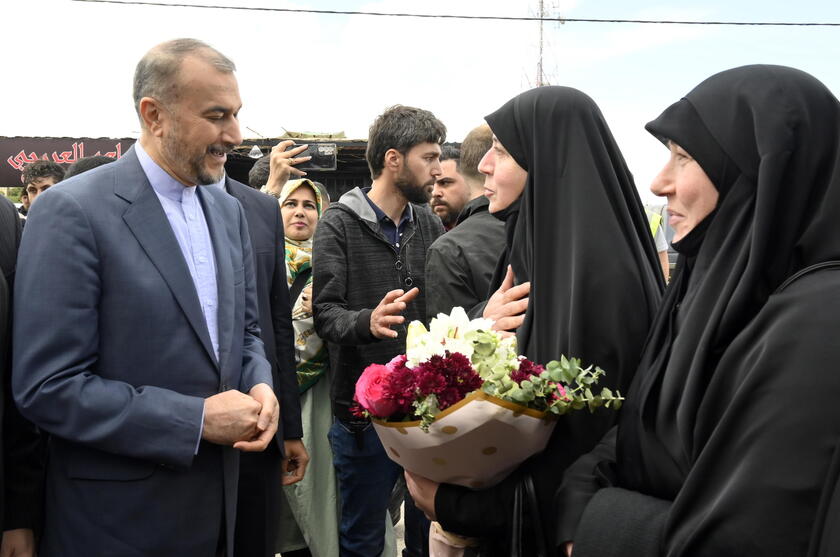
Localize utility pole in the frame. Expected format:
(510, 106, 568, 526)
(526, 0, 555, 88)
(537, 0, 545, 87)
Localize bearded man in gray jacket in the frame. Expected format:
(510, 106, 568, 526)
(312, 105, 446, 557)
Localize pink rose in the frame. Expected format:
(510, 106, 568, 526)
(386, 354, 408, 372)
(355, 364, 399, 418)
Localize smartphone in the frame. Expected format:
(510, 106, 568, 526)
(285, 143, 337, 171)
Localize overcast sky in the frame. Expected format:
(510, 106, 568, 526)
(5, 0, 840, 201)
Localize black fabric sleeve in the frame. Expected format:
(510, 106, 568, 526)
(3, 272, 45, 531)
(435, 466, 521, 538)
(425, 240, 478, 322)
(1, 199, 44, 531)
(2, 382, 44, 531)
(270, 201, 302, 440)
(570, 487, 670, 557)
(808, 438, 840, 556)
(467, 300, 488, 320)
(555, 427, 617, 544)
(312, 213, 377, 346)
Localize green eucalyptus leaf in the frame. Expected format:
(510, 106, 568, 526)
(512, 389, 531, 402)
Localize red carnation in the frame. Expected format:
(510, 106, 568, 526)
(510, 358, 545, 385)
(384, 365, 417, 414)
(423, 352, 482, 410)
(415, 361, 448, 396)
(371, 351, 483, 420)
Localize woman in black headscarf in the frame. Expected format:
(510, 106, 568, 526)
(556, 65, 840, 556)
(407, 86, 663, 555)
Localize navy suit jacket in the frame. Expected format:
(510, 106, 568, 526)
(12, 147, 272, 556)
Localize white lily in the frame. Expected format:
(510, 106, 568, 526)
(405, 307, 497, 367)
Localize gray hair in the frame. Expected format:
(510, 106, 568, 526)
(133, 38, 236, 121)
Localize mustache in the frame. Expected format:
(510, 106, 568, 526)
(430, 199, 450, 208)
(207, 143, 235, 155)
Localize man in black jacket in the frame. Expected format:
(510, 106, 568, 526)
(221, 176, 308, 557)
(313, 105, 446, 557)
(425, 124, 505, 320)
(0, 195, 43, 557)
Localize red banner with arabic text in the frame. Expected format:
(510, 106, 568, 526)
(1, 137, 135, 186)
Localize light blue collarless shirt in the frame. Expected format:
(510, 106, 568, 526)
(135, 142, 220, 362)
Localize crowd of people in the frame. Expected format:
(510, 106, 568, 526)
(2, 36, 840, 557)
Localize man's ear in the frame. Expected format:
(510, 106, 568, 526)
(384, 148, 403, 173)
(139, 97, 167, 138)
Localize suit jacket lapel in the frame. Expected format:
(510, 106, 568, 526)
(200, 186, 234, 375)
(117, 148, 219, 368)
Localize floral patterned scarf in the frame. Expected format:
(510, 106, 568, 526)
(278, 179, 327, 392)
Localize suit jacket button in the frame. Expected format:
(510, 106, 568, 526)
(221, 383, 229, 392)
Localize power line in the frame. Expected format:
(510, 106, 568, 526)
(70, 0, 840, 26)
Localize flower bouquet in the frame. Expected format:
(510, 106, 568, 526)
(353, 307, 623, 489)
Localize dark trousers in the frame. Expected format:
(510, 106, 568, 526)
(329, 419, 401, 557)
(234, 441, 283, 557)
(392, 475, 431, 557)
(403, 494, 431, 557)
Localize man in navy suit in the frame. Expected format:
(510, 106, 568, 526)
(12, 39, 277, 556)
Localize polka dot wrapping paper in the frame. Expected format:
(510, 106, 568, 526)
(373, 389, 557, 489)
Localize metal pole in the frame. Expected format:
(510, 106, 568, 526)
(537, 0, 544, 86)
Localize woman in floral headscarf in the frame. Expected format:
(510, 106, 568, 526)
(281, 179, 329, 392)
(275, 179, 337, 557)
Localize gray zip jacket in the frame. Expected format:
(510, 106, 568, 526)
(312, 187, 444, 420)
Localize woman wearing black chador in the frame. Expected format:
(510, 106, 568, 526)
(406, 86, 664, 556)
(557, 65, 840, 556)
